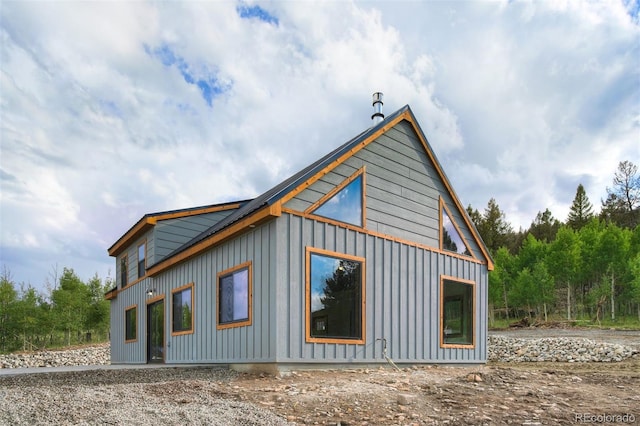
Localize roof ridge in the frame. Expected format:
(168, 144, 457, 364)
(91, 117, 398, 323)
(159, 105, 412, 262)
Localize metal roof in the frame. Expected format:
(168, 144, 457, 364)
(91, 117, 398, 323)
(163, 105, 413, 260)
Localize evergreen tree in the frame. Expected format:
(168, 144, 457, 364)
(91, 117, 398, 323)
(466, 205, 482, 230)
(567, 184, 594, 230)
(479, 198, 513, 254)
(528, 208, 561, 242)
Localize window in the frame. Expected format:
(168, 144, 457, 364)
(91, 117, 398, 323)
(120, 255, 128, 288)
(306, 248, 365, 344)
(172, 283, 194, 335)
(138, 242, 146, 279)
(440, 200, 472, 256)
(217, 262, 252, 329)
(308, 170, 364, 227)
(125, 305, 137, 342)
(440, 277, 475, 347)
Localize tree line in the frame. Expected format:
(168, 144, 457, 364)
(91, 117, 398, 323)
(467, 160, 640, 325)
(0, 267, 111, 353)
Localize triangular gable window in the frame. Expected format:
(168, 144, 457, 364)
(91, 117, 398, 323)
(308, 171, 364, 227)
(441, 202, 472, 257)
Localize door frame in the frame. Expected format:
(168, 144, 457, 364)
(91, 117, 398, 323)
(146, 294, 165, 364)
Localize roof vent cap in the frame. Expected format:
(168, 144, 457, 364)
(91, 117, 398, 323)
(371, 92, 384, 125)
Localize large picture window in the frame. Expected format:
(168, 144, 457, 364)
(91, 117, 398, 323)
(440, 277, 475, 347)
(171, 283, 194, 335)
(125, 305, 137, 342)
(217, 262, 252, 329)
(306, 248, 365, 344)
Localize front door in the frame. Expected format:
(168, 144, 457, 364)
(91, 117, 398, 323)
(147, 299, 165, 363)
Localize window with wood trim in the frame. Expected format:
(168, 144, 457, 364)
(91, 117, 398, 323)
(217, 262, 252, 329)
(171, 283, 194, 335)
(440, 199, 472, 256)
(120, 255, 128, 288)
(137, 241, 146, 279)
(308, 169, 364, 227)
(125, 305, 137, 342)
(306, 248, 365, 344)
(440, 278, 475, 347)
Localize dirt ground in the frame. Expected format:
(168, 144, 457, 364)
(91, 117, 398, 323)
(223, 328, 640, 425)
(227, 358, 640, 425)
(1, 328, 638, 425)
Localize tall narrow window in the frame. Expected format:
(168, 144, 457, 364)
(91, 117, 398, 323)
(441, 278, 475, 347)
(307, 248, 365, 344)
(441, 202, 472, 256)
(172, 283, 194, 335)
(310, 172, 364, 227)
(138, 242, 146, 279)
(217, 262, 252, 329)
(120, 255, 128, 288)
(125, 305, 137, 342)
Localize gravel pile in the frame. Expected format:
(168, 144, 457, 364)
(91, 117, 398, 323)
(0, 368, 292, 426)
(0, 343, 110, 368)
(489, 335, 638, 362)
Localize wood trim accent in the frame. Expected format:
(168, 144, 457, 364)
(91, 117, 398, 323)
(147, 204, 280, 277)
(439, 196, 478, 261)
(105, 288, 118, 300)
(109, 221, 153, 257)
(280, 117, 404, 207)
(305, 247, 366, 345)
(439, 275, 476, 349)
(278, 109, 492, 270)
(124, 304, 138, 343)
(171, 282, 195, 336)
(146, 293, 165, 305)
(108, 203, 242, 256)
(216, 261, 253, 330)
(282, 207, 488, 267)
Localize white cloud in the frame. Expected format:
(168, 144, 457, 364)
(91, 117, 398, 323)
(0, 0, 638, 289)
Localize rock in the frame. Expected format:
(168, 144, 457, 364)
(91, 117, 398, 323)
(0, 344, 110, 369)
(397, 394, 416, 406)
(488, 336, 635, 363)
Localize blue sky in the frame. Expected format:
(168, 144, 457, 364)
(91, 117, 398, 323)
(1, 1, 638, 293)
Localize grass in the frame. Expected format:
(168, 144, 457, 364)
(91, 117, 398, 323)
(489, 315, 640, 330)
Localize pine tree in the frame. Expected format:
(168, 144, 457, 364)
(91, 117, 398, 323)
(567, 184, 594, 230)
(528, 208, 561, 242)
(479, 198, 513, 254)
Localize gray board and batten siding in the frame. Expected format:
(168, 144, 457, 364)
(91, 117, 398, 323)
(276, 213, 487, 364)
(283, 119, 484, 260)
(109, 105, 490, 367)
(153, 209, 238, 264)
(115, 209, 239, 286)
(111, 220, 279, 364)
(279, 118, 487, 364)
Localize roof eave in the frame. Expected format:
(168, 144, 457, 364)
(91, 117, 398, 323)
(107, 201, 247, 257)
(146, 203, 282, 277)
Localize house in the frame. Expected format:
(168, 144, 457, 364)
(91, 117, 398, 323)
(106, 96, 493, 372)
